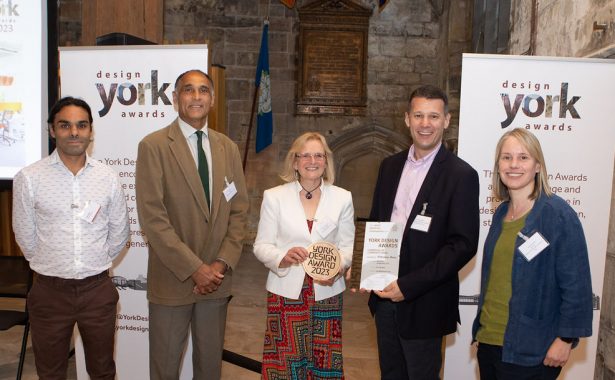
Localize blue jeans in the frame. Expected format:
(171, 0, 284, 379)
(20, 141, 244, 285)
(477, 343, 562, 380)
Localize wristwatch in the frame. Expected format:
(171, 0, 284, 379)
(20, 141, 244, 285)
(559, 337, 576, 344)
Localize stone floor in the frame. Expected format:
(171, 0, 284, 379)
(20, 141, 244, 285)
(0, 249, 379, 380)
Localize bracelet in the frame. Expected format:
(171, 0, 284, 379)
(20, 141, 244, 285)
(559, 337, 576, 344)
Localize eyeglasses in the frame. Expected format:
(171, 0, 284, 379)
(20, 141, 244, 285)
(295, 153, 326, 161)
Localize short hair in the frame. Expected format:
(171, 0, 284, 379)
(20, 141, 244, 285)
(408, 85, 449, 114)
(492, 128, 553, 201)
(174, 69, 215, 94)
(47, 96, 93, 125)
(280, 132, 336, 184)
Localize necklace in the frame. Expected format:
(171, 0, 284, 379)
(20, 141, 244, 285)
(299, 182, 320, 199)
(510, 199, 533, 220)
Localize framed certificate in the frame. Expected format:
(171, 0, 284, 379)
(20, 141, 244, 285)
(359, 222, 403, 290)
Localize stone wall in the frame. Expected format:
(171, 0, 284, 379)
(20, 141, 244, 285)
(510, 0, 615, 57)
(56, 0, 473, 236)
(508, 1, 615, 379)
(161, 0, 472, 237)
(601, 179, 615, 380)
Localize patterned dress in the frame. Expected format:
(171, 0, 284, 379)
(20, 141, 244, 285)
(261, 220, 344, 380)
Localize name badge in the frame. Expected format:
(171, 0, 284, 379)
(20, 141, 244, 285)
(223, 176, 237, 202)
(410, 202, 431, 232)
(518, 232, 549, 261)
(410, 215, 431, 232)
(79, 201, 101, 224)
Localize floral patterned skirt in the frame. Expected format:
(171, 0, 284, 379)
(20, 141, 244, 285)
(261, 275, 344, 380)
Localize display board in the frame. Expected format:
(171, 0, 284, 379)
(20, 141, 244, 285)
(0, 0, 47, 179)
(60, 45, 208, 380)
(447, 53, 615, 379)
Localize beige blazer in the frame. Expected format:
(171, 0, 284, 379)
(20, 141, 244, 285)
(136, 119, 248, 306)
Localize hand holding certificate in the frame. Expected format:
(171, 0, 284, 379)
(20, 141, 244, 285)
(359, 222, 403, 291)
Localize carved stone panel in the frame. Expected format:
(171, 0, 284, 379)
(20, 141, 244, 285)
(297, 0, 371, 115)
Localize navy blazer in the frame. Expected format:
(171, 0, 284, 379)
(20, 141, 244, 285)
(368, 144, 480, 339)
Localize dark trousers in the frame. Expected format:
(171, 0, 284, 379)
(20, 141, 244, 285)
(374, 300, 442, 380)
(477, 343, 562, 380)
(27, 272, 118, 380)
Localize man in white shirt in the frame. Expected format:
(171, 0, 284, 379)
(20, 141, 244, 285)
(12, 97, 130, 380)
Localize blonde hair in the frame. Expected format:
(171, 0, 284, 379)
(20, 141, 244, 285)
(492, 128, 552, 201)
(280, 132, 335, 184)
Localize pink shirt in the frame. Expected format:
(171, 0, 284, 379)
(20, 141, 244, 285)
(390, 144, 441, 226)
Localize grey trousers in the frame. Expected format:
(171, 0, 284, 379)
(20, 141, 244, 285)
(149, 297, 230, 380)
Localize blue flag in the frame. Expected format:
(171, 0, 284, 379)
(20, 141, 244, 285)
(255, 22, 273, 153)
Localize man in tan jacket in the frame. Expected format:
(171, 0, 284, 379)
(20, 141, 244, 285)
(136, 69, 248, 380)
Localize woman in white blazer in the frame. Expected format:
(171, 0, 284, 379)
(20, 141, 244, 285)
(254, 132, 355, 380)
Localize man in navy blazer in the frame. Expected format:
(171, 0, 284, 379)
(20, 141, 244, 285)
(368, 85, 479, 379)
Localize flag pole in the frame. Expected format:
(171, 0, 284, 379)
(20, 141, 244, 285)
(243, 1, 271, 171)
(243, 13, 270, 171)
(243, 82, 259, 171)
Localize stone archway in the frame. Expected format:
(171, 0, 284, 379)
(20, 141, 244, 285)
(329, 125, 409, 219)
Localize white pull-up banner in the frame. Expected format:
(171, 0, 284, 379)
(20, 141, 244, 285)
(60, 45, 208, 380)
(449, 53, 615, 379)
